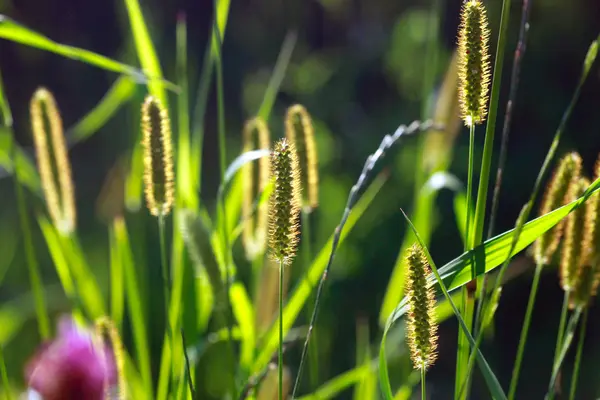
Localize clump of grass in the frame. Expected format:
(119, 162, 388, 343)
(242, 117, 271, 260)
(30, 87, 76, 234)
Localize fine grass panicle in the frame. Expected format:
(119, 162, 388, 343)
(30, 87, 76, 234)
(285, 104, 319, 211)
(94, 317, 126, 399)
(405, 243, 438, 371)
(534, 152, 582, 266)
(242, 117, 271, 260)
(457, 0, 491, 126)
(560, 177, 588, 293)
(268, 138, 301, 265)
(141, 95, 174, 217)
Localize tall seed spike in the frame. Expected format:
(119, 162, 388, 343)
(534, 152, 582, 265)
(94, 317, 127, 399)
(30, 87, 76, 234)
(285, 104, 319, 211)
(457, 0, 491, 126)
(141, 95, 174, 217)
(405, 243, 438, 370)
(241, 117, 271, 260)
(267, 139, 301, 265)
(560, 178, 588, 294)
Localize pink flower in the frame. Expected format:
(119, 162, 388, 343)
(24, 317, 117, 400)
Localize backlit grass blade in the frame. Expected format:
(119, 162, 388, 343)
(230, 282, 256, 370)
(297, 364, 370, 400)
(68, 76, 137, 144)
(252, 172, 387, 374)
(387, 175, 600, 321)
(0, 15, 173, 87)
(0, 128, 41, 194)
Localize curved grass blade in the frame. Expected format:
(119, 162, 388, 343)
(297, 364, 370, 400)
(0, 15, 174, 87)
(387, 175, 600, 323)
(0, 128, 40, 194)
(68, 76, 137, 144)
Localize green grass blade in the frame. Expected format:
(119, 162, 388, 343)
(0, 128, 41, 194)
(297, 364, 370, 400)
(68, 76, 137, 144)
(230, 282, 256, 370)
(252, 172, 387, 374)
(0, 15, 173, 86)
(114, 218, 153, 398)
(109, 224, 125, 330)
(0, 344, 11, 400)
(378, 334, 394, 400)
(0, 67, 12, 125)
(387, 175, 600, 321)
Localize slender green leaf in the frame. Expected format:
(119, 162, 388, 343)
(230, 282, 256, 370)
(252, 172, 388, 373)
(0, 15, 173, 87)
(0, 128, 41, 194)
(298, 365, 370, 400)
(109, 225, 125, 330)
(222, 149, 271, 189)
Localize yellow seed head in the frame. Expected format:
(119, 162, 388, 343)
(560, 178, 588, 292)
(457, 0, 491, 126)
(30, 87, 76, 234)
(268, 139, 301, 265)
(285, 104, 319, 211)
(405, 244, 438, 370)
(242, 117, 271, 260)
(94, 317, 126, 399)
(141, 95, 174, 217)
(534, 152, 582, 265)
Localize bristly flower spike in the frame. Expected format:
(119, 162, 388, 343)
(141, 95, 174, 217)
(94, 317, 127, 399)
(242, 117, 271, 260)
(30, 87, 76, 234)
(534, 152, 582, 265)
(268, 139, 301, 265)
(285, 104, 319, 211)
(560, 177, 588, 294)
(457, 0, 491, 126)
(405, 243, 438, 370)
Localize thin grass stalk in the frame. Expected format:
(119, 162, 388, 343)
(421, 368, 426, 400)
(464, 33, 598, 394)
(158, 214, 175, 394)
(279, 258, 285, 400)
(13, 142, 50, 339)
(477, 0, 533, 332)
(180, 327, 196, 399)
(466, 124, 475, 250)
(290, 120, 437, 398)
(0, 345, 11, 400)
(545, 307, 583, 399)
(301, 210, 319, 387)
(568, 308, 587, 400)
(507, 262, 543, 399)
(547, 291, 570, 400)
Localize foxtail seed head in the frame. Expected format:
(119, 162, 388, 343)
(405, 244, 438, 370)
(534, 152, 582, 265)
(285, 104, 319, 211)
(268, 139, 301, 265)
(30, 87, 76, 234)
(242, 117, 271, 260)
(94, 317, 126, 399)
(457, 0, 491, 126)
(141, 95, 174, 217)
(560, 178, 588, 293)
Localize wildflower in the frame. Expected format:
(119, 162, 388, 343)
(405, 244, 438, 370)
(268, 139, 301, 264)
(457, 0, 491, 126)
(24, 317, 117, 400)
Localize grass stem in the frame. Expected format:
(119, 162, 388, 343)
(548, 291, 569, 400)
(279, 258, 284, 400)
(158, 214, 174, 395)
(568, 308, 587, 400)
(302, 210, 319, 387)
(507, 262, 543, 399)
(421, 367, 426, 400)
(0, 345, 11, 400)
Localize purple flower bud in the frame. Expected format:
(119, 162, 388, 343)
(24, 317, 117, 400)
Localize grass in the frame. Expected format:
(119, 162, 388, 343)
(0, 1, 599, 399)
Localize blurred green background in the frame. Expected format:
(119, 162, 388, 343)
(1, 0, 600, 398)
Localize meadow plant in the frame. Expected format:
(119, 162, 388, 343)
(1, 1, 600, 400)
